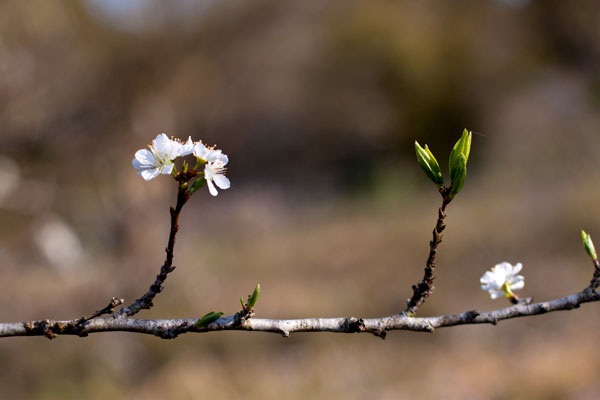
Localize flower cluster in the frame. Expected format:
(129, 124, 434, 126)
(132, 133, 230, 196)
(480, 262, 525, 300)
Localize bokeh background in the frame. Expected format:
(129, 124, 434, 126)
(1, 0, 600, 398)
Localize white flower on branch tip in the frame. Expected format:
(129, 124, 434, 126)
(132, 133, 186, 181)
(480, 262, 525, 299)
(193, 141, 230, 196)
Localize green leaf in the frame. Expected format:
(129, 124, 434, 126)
(247, 284, 261, 310)
(189, 177, 206, 194)
(415, 141, 444, 187)
(194, 311, 224, 328)
(240, 297, 246, 309)
(449, 129, 472, 182)
(449, 154, 467, 199)
(582, 230, 597, 260)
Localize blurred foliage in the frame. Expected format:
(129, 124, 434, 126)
(1, 0, 600, 398)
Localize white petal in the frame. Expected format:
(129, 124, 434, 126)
(140, 168, 160, 181)
(480, 272, 496, 286)
(510, 275, 525, 290)
(160, 163, 174, 175)
(206, 149, 225, 163)
(217, 153, 229, 165)
(213, 174, 230, 190)
(180, 137, 194, 156)
(193, 142, 211, 160)
(489, 290, 504, 299)
(512, 262, 523, 275)
(134, 149, 156, 167)
(156, 134, 183, 159)
(152, 133, 172, 152)
(495, 262, 513, 276)
(203, 164, 214, 180)
(206, 179, 218, 196)
(168, 140, 183, 159)
(480, 271, 502, 290)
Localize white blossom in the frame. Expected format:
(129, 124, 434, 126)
(179, 136, 194, 156)
(193, 141, 227, 163)
(132, 133, 184, 180)
(193, 141, 230, 196)
(204, 158, 230, 196)
(133, 135, 231, 194)
(480, 262, 525, 299)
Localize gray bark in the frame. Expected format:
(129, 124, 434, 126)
(2, 289, 597, 340)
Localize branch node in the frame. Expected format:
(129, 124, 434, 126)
(518, 297, 533, 305)
(343, 317, 366, 333)
(465, 310, 480, 321)
(234, 309, 254, 326)
(41, 320, 57, 340)
(155, 321, 190, 340)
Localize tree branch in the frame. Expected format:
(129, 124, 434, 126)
(3, 288, 598, 340)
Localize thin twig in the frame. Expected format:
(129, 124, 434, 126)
(405, 186, 452, 315)
(76, 297, 124, 324)
(4, 289, 599, 339)
(115, 184, 190, 318)
(589, 259, 600, 290)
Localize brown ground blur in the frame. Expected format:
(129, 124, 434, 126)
(1, 1, 600, 399)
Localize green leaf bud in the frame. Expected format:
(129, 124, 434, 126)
(415, 141, 444, 187)
(194, 311, 224, 328)
(449, 154, 467, 199)
(581, 230, 597, 260)
(246, 284, 261, 310)
(449, 129, 472, 182)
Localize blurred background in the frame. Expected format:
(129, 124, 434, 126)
(1, 0, 600, 398)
